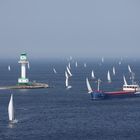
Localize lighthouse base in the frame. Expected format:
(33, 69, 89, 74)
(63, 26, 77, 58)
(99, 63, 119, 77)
(18, 78, 29, 85)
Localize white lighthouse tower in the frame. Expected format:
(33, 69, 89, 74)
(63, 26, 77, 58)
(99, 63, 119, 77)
(18, 53, 29, 85)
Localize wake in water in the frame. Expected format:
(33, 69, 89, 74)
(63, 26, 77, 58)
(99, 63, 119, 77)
(8, 119, 18, 128)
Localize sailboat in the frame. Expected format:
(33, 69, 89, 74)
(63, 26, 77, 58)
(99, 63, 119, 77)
(128, 65, 132, 73)
(53, 68, 57, 74)
(68, 62, 71, 69)
(8, 94, 17, 123)
(101, 57, 104, 63)
(65, 71, 72, 89)
(65, 77, 72, 89)
(91, 70, 95, 79)
(84, 63, 87, 68)
(107, 70, 111, 83)
(86, 78, 93, 94)
(75, 61, 78, 68)
(66, 66, 72, 77)
(86, 78, 106, 100)
(65, 71, 69, 79)
(8, 65, 11, 71)
(123, 75, 128, 85)
(119, 61, 121, 65)
(112, 66, 115, 75)
(69, 56, 73, 60)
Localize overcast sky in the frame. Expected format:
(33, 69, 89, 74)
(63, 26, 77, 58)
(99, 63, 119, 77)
(0, 0, 140, 59)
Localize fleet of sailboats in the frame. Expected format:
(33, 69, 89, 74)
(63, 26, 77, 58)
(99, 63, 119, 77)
(51, 58, 139, 94)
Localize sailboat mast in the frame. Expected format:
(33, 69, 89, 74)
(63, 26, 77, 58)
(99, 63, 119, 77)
(97, 79, 101, 91)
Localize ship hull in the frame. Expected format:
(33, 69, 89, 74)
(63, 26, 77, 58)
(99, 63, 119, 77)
(90, 91, 140, 100)
(90, 91, 107, 100)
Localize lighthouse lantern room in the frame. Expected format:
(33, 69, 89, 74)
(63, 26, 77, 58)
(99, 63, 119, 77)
(18, 53, 29, 85)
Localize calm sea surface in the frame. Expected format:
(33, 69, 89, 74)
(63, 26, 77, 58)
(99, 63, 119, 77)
(0, 59, 140, 140)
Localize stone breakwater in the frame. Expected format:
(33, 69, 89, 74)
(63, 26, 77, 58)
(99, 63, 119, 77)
(0, 82, 49, 89)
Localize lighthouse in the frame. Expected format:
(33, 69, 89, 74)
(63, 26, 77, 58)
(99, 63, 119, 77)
(18, 53, 29, 85)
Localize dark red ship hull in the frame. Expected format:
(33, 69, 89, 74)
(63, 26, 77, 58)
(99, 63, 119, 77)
(90, 90, 140, 100)
(105, 91, 139, 98)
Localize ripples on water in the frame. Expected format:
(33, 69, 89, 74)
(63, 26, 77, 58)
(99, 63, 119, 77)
(0, 59, 140, 140)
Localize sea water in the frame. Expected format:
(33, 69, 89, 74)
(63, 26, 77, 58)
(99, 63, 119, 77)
(0, 58, 140, 140)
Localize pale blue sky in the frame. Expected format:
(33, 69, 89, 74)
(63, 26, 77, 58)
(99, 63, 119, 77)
(0, 0, 140, 59)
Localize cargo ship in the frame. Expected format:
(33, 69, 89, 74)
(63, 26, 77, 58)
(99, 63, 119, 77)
(90, 86, 140, 100)
(86, 78, 140, 100)
(105, 83, 140, 98)
(105, 90, 138, 98)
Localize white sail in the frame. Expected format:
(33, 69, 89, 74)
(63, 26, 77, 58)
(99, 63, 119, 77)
(107, 70, 111, 83)
(91, 70, 95, 79)
(53, 68, 57, 74)
(8, 94, 15, 122)
(8, 65, 11, 71)
(75, 61, 78, 67)
(123, 75, 128, 85)
(113, 66, 115, 75)
(65, 69, 71, 89)
(128, 65, 132, 73)
(101, 57, 104, 63)
(66, 66, 72, 77)
(68, 62, 71, 69)
(86, 78, 93, 93)
(65, 71, 69, 79)
(119, 61, 121, 65)
(84, 63, 87, 68)
(65, 77, 72, 89)
(70, 56, 72, 60)
(65, 77, 68, 87)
